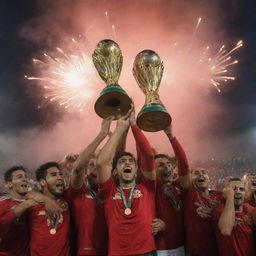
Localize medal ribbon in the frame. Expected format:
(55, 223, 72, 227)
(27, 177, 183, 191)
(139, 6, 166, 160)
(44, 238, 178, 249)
(119, 185, 135, 210)
(51, 215, 59, 231)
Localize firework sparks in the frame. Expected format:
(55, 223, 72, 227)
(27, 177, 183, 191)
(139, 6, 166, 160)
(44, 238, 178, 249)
(25, 38, 97, 112)
(199, 40, 243, 92)
(169, 18, 243, 93)
(193, 17, 202, 38)
(112, 24, 117, 40)
(25, 11, 119, 112)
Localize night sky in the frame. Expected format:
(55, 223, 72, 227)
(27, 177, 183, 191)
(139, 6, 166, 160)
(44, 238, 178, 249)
(0, 0, 256, 171)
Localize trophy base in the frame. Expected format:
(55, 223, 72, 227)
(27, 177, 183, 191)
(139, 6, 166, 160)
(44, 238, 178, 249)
(95, 85, 132, 119)
(137, 104, 172, 132)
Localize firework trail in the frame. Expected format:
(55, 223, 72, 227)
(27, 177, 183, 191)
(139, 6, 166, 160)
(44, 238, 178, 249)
(170, 18, 243, 92)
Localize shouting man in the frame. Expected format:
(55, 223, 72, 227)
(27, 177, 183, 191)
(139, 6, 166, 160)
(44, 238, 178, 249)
(97, 107, 157, 256)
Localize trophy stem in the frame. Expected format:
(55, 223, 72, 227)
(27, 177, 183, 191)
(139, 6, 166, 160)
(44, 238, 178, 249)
(144, 92, 162, 106)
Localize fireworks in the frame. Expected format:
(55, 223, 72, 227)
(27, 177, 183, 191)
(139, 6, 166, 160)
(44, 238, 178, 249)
(170, 18, 243, 92)
(199, 40, 243, 92)
(25, 38, 97, 112)
(25, 16, 243, 112)
(25, 10, 119, 112)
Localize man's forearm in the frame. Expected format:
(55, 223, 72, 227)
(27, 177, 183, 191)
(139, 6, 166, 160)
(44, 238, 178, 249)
(12, 199, 36, 218)
(97, 126, 127, 167)
(168, 136, 189, 176)
(218, 196, 235, 236)
(73, 132, 106, 173)
(116, 127, 129, 156)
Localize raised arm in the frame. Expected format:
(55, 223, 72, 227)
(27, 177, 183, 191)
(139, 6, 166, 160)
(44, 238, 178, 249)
(115, 127, 129, 156)
(164, 125, 190, 188)
(97, 112, 131, 183)
(129, 106, 155, 180)
(71, 117, 112, 189)
(218, 185, 235, 236)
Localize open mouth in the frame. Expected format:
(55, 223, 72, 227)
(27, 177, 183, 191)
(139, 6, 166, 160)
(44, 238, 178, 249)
(234, 195, 242, 200)
(197, 177, 206, 183)
(56, 182, 64, 189)
(163, 172, 172, 178)
(20, 184, 28, 189)
(123, 167, 132, 174)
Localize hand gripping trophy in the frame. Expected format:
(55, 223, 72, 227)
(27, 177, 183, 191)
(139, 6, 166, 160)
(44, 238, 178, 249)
(133, 50, 171, 132)
(93, 39, 131, 119)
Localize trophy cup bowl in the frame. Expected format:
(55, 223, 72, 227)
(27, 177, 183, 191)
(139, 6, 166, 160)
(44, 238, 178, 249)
(93, 39, 131, 119)
(133, 50, 171, 132)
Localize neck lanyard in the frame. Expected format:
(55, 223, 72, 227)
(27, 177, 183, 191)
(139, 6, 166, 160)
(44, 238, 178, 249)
(50, 215, 59, 235)
(119, 185, 135, 215)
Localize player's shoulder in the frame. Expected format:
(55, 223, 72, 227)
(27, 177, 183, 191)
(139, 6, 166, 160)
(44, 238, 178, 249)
(0, 195, 14, 210)
(0, 195, 11, 202)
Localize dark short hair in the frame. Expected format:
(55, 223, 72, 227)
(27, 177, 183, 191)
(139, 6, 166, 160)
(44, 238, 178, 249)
(36, 162, 60, 181)
(112, 152, 136, 171)
(154, 154, 177, 166)
(4, 166, 27, 182)
(228, 177, 242, 183)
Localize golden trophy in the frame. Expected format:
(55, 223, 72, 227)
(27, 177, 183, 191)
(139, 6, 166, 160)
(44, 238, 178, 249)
(93, 39, 131, 119)
(133, 50, 171, 132)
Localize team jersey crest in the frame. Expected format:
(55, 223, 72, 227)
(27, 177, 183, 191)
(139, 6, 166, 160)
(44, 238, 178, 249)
(113, 189, 143, 200)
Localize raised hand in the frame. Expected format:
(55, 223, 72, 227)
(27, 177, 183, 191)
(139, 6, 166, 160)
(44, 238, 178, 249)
(116, 107, 133, 129)
(163, 124, 174, 138)
(129, 101, 136, 126)
(223, 183, 235, 199)
(100, 116, 113, 138)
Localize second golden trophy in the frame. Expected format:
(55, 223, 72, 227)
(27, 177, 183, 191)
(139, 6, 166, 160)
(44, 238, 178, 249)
(133, 50, 171, 132)
(93, 39, 131, 119)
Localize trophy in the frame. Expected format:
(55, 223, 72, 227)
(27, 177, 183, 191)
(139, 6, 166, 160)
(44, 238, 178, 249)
(93, 39, 131, 119)
(133, 50, 171, 132)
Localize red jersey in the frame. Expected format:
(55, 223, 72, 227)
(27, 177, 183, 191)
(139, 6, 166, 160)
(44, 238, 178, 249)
(213, 204, 256, 256)
(70, 185, 108, 255)
(183, 186, 222, 256)
(155, 180, 184, 250)
(99, 176, 156, 256)
(155, 136, 188, 250)
(245, 194, 256, 207)
(0, 195, 30, 256)
(28, 192, 70, 256)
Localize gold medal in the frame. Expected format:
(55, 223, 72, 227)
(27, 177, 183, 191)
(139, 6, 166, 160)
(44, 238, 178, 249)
(50, 228, 56, 235)
(124, 208, 132, 215)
